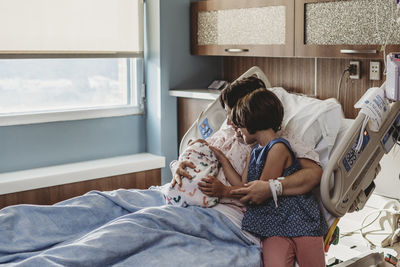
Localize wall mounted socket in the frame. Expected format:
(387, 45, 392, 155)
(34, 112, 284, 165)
(370, 61, 381, 80)
(349, 61, 360, 79)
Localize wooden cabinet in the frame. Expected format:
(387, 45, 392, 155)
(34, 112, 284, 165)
(192, 0, 400, 59)
(295, 0, 400, 59)
(190, 0, 295, 57)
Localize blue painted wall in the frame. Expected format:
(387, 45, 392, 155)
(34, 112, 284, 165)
(145, 0, 221, 184)
(0, 116, 146, 173)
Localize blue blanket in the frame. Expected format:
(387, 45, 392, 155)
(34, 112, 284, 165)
(0, 188, 261, 266)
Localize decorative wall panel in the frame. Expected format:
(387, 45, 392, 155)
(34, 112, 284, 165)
(305, 0, 400, 45)
(198, 6, 286, 45)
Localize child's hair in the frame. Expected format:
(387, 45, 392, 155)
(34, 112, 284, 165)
(219, 76, 266, 109)
(231, 88, 284, 134)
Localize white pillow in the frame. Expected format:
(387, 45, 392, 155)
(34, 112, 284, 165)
(270, 87, 344, 155)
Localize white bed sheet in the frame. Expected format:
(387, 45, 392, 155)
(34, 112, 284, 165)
(315, 118, 354, 169)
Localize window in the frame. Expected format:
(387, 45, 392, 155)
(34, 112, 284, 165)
(0, 0, 144, 126)
(0, 58, 144, 125)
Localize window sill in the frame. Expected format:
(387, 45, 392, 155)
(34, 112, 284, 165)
(0, 153, 165, 195)
(0, 105, 144, 126)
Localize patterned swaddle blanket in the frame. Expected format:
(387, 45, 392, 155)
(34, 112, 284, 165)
(165, 141, 219, 207)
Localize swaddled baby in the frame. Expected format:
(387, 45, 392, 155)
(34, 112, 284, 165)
(166, 121, 252, 208)
(165, 140, 219, 208)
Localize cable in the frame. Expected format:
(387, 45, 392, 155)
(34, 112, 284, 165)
(340, 198, 400, 233)
(340, 209, 383, 237)
(375, 0, 399, 75)
(337, 66, 352, 102)
(340, 205, 400, 248)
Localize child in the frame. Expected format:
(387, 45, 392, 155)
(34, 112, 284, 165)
(229, 88, 327, 267)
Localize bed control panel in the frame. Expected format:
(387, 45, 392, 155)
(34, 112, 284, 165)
(343, 130, 370, 172)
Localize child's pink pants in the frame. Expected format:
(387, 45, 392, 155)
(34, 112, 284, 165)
(262, 236, 325, 267)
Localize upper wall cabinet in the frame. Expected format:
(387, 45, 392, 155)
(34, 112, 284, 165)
(295, 0, 400, 59)
(190, 0, 295, 57)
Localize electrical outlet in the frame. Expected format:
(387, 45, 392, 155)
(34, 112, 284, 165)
(349, 61, 360, 79)
(370, 61, 381, 80)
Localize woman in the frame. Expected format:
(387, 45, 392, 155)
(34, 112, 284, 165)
(173, 76, 323, 206)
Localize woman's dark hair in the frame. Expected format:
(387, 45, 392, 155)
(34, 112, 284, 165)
(231, 88, 284, 134)
(219, 76, 266, 109)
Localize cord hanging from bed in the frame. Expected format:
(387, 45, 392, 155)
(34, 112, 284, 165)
(336, 64, 355, 113)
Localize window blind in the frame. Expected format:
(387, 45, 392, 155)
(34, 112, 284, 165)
(0, 0, 143, 56)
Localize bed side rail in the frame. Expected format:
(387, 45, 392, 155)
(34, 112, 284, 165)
(321, 101, 400, 217)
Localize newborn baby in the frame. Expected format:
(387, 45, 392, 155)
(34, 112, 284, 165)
(165, 140, 219, 208)
(166, 121, 251, 208)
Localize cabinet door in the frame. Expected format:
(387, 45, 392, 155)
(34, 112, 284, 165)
(295, 0, 400, 58)
(191, 0, 294, 57)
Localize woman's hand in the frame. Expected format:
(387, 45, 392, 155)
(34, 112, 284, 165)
(198, 175, 227, 198)
(171, 160, 196, 187)
(231, 180, 271, 205)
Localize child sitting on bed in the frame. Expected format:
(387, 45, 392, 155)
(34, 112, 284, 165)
(225, 88, 328, 267)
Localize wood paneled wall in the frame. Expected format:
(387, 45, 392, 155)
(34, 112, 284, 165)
(222, 57, 384, 118)
(0, 169, 161, 209)
(178, 97, 214, 146)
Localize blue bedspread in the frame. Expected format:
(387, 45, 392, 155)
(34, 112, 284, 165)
(0, 188, 261, 266)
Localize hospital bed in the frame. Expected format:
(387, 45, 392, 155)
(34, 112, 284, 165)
(180, 66, 400, 253)
(1, 66, 399, 266)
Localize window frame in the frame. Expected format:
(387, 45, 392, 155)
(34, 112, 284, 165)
(0, 56, 145, 126)
(0, 0, 145, 126)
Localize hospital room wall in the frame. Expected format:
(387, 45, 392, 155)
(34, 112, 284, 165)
(0, 0, 220, 184)
(222, 57, 384, 119)
(0, 116, 147, 174)
(145, 0, 221, 184)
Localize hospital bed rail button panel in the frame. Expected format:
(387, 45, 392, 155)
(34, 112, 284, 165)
(343, 130, 370, 172)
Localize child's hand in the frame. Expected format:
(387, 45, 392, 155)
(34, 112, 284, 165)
(198, 175, 226, 198)
(209, 146, 228, 164)
(171, 160, 196, 187)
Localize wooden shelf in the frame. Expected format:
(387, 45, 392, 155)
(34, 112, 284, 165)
(169, 89, 220, 100)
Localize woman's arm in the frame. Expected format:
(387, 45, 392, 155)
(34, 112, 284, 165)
(231, 158, 322, 204)
(281, 158, 323, 195)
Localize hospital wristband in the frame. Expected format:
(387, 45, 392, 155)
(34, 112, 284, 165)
(269, 177, 284, 208)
